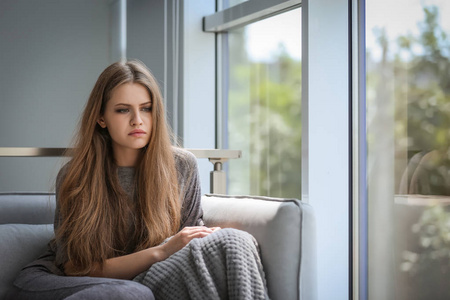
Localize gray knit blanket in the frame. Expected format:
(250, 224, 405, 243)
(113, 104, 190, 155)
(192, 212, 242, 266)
(133, 228, 270, 300)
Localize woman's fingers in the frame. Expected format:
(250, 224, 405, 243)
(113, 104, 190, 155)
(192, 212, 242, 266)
(186, 231, 211, 240)
(181, 226, 221, 236)
(180, 226, 213, 241)
(183, 226, 221, 232)
(159, 226, 223, 260)
(174, 227, 219, 247)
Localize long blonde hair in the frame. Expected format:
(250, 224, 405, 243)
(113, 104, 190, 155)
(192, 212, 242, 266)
(56, 60, 180, 275)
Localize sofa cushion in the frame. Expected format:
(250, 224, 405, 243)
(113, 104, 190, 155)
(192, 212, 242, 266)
(201, 194, 317, 300)
(0, 193, 56, 225)
(0, 224, 54, 298)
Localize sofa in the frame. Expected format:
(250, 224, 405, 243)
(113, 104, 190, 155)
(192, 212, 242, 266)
(0, 192, 316, 300)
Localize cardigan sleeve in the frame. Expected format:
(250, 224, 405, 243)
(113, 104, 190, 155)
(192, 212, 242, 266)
(174, 148, 204, 228)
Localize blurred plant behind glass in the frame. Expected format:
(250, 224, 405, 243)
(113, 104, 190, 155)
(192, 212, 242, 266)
(227, 28, 301, 198)
(401, 205, 450, 299)
(368, 5, 450, 299)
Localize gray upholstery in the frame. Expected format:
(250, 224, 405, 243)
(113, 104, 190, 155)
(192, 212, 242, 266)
(0, 193, 56, 299)
(0, 193, 55, 224)
(0, 224, 54, 297)
(202, 194, 317, 300)
(0, 192, 316, 300)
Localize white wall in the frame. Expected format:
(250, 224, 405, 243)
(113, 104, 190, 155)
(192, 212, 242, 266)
(302, 0, 350, 298)
(0, 0, 118, 191)
(181, 0, 216, 195)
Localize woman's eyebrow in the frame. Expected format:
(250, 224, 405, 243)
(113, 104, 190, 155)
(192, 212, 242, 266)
(114, 101, 152, 107)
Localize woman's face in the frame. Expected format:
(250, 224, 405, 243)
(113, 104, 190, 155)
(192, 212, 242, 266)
(98, 83, 153, 166)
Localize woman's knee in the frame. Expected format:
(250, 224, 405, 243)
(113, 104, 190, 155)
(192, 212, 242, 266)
(216, 228, 257, 245)
(200, 228, 259, 256)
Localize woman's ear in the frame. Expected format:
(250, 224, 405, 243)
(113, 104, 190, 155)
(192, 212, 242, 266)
(97, 117, 107, 128)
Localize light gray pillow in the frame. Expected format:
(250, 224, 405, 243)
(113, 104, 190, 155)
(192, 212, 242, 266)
(0, 224, 53, 298)
(202, 194, 317, 300)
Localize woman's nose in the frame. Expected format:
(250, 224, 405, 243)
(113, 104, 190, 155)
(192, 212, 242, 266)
(130, 111, 143, 126)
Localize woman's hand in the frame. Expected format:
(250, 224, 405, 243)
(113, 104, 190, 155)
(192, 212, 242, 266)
(64, 226, 221, 279)
(158, 226, 221, 261)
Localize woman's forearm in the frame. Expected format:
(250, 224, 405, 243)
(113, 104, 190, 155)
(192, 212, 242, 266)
(64, 245, 166, 280)
(64, 226, 220, 279)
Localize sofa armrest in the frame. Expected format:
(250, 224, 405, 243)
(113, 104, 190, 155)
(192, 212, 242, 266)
(202, 194, 317, 300)
(0, 193, 55, 225)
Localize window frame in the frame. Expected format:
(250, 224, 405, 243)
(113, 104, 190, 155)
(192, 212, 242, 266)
(201, 0, 358, 299)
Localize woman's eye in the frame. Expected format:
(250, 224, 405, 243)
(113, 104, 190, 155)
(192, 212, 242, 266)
(116, 108, 129, 113)
(141, 106, 152, 112)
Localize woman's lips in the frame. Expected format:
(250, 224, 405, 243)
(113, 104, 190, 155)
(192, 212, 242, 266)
(129, 129, 146, 137)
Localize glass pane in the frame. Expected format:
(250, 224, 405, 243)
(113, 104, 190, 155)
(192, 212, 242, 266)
(224, 8, 301, 198)
(222, 0, 249, 9)
(366, 0, 450, 299)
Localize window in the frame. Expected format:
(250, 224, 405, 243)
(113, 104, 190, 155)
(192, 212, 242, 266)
(366, 0, 450, 298)
(220, 8, 302, 198)
(223, 0, 249, 8)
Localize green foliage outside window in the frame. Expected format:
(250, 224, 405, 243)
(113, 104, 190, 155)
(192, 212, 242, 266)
(368, 5, 450, 299)
(227, 35, 302, 198)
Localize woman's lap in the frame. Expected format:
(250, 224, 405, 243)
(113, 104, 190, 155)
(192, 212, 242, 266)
(9, 228, 265, 300)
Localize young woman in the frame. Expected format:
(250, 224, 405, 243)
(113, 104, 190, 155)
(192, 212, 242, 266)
(9, 60, 269, 299)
